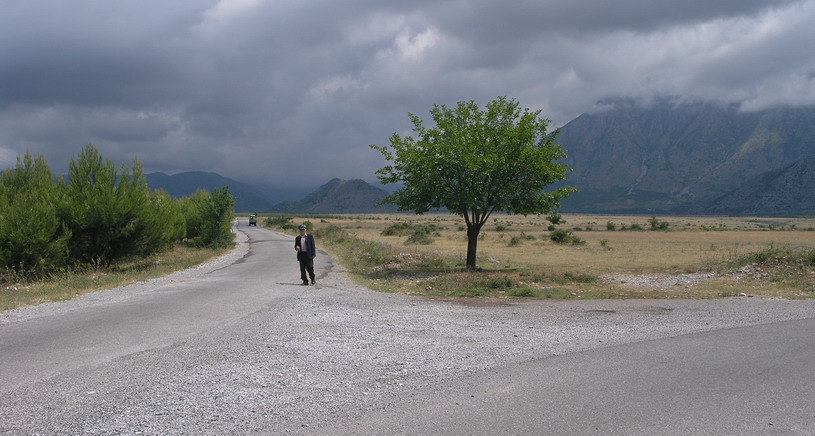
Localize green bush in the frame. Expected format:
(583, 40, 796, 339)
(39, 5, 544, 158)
(264, 215, 297, 230)
(0, 146, 235, 276)
(381, 222, 413, 236)
(61, 145, 185, 265)
(0, 153, 71, 274)
(405, 227, 433, 245)
(197, 186, 235, 248)
(649, 216, 670, 231)
(549, 229, 572, 244)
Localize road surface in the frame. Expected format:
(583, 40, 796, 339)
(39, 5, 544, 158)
(1, 221, 814, 435)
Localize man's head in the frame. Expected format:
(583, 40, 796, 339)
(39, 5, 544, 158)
(299, 224, 307, 233)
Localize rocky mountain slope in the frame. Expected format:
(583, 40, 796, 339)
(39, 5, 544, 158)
(557, 100, 815, 214)
(268, 178, 397, 214)
(701, 157, 815, 216)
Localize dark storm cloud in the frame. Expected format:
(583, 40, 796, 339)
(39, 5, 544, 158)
(1, 0, 813, 189)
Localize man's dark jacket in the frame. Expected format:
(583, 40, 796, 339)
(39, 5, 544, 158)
(295, 234, 316, 260)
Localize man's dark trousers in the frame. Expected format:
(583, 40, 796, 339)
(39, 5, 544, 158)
(298, 252, 315, 283)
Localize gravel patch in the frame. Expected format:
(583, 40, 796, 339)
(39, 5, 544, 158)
(601, 272, 718, 290)
(3, 228, 815, 435)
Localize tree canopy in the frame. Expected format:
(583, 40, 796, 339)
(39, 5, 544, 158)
(371, 96, 575, 270)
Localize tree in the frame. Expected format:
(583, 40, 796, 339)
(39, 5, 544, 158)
(62, 144, 171, 266)
(0, 153, 70, 273)
(371, 97, 576, 270)
(199, 186, 235, 248)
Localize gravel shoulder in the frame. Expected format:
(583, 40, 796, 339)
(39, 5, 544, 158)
(2, 226, 815, 435)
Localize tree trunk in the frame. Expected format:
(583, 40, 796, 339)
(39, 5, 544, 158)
(465, 224, 480, 270)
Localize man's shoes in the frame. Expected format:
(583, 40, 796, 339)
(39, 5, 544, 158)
(311, 278, 316, 285)
(302, 281, 309, 286)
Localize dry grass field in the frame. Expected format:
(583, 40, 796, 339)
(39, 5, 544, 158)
(282, 213, 815, 300)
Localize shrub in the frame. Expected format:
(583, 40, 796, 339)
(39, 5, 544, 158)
(649, 216, 669, 231)
(550, 229, 586, 246)
(381, 222, 413, 236)
(606, 221, 616, 231)
(405, 228, 433, 245)
(549, 229, 572, 244)
(547, 211, 564, 225)
(265, 215, 296, 230)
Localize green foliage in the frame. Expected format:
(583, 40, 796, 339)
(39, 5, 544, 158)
(0, 153, 71, 274)
(381, 223, 439, 245)
(381, 222, 413, 236)
(508, 233, 535, 246)
(549, 229, 572, 244)
(533, 271, 599, 285)
(264, 215, 296, 230)
(606, 221, 616, 231)
(178, 189, 211, 242)
(620, 223, 645, 231)
(547, 211, 564, 225)
(649, 216, 670, 231)
(61, 145, 177, 265)
(197, 186, 235, 248)
(487, 276, 514, 289)
(404, 226, 434, 245)
(316, 224, 388, 272)
(371, 96, 576, 269)
(549, 229, 585, 245)
(0, 146, 235, 277)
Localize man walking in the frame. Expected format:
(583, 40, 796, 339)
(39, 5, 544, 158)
(295, 224, 316, 285)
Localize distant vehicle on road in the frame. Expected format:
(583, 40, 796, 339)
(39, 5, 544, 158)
(248, 214, 258, 226)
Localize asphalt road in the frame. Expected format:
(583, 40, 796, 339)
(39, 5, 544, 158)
(319, 317, 815, 435)
(1, 221, 814, 435)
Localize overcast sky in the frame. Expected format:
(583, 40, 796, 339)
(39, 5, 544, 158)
(2, 0, 814, 191)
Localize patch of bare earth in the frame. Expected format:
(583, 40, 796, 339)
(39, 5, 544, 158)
(603, 259, 815, 297)
(601, 272, 717, 291)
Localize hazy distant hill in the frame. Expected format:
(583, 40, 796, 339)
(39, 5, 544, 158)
(700, 157, 815, 216)
(146, 171, 275, 212)
(557, 100, 815, 214)
(269, 178, 398, 213)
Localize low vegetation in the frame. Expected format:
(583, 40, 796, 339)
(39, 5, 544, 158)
(0, 245, 229, 311)
(0, 145, 236, 310)
(266, 213, 815, 301)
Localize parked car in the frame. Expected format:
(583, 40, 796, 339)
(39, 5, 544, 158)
(248, 214, 257, 226)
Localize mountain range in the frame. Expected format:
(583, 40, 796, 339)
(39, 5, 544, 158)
(557, 100, 815, 214)
(145, 173, 395, 214)
(145, 100, 815, 216)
